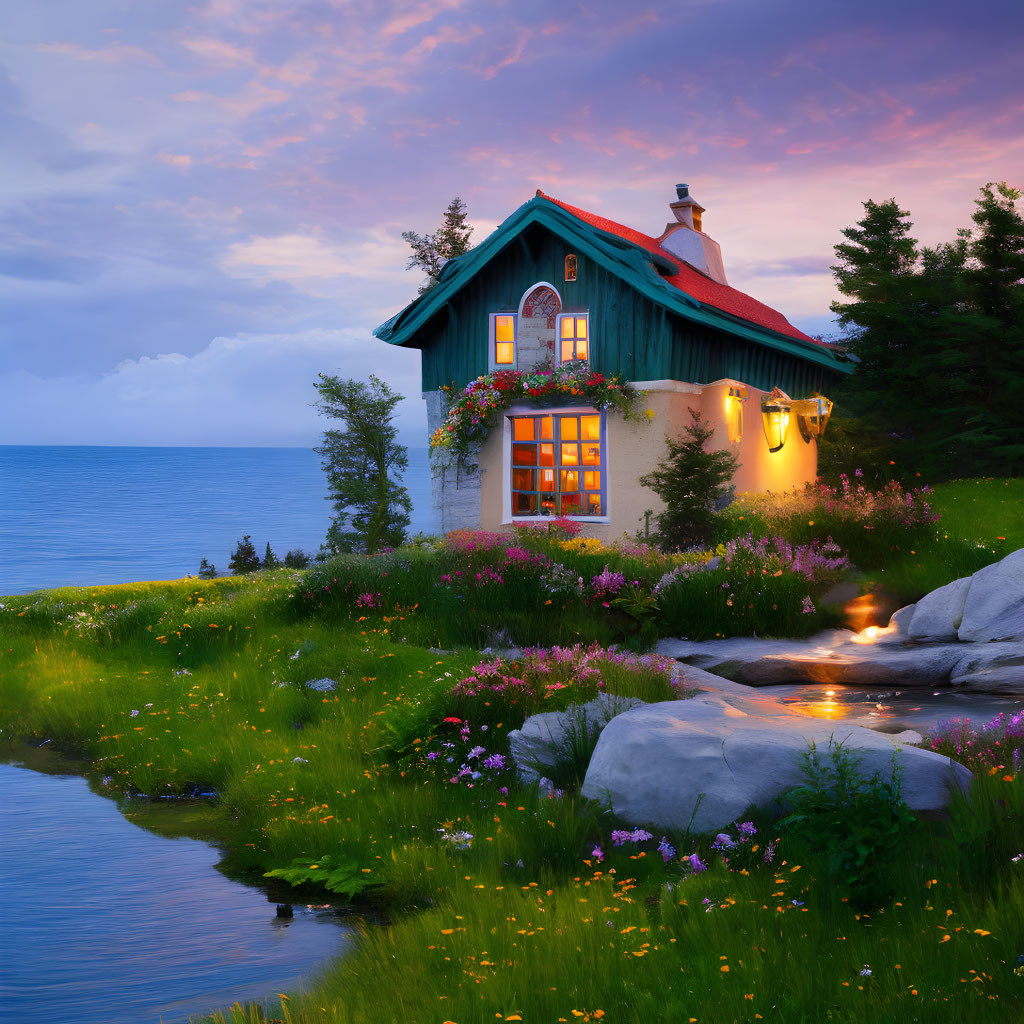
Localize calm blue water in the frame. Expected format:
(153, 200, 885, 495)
(0, 762, 349, 1024)
(0, 446, 435, 595)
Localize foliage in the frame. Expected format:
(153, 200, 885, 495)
(265, 852, 375, 898)
(262, 542, 280, 569)
(228, 534, 261, 575)
(283, 548, 311, 568)
(924, 710, 1024, 775)
(777, 741, 919, 910)
(314, 373, 412, 555)
(401, 196, 473, 292)
(652, 534, 850, 639)
(830, 183, 1024, 479)
(197, 557, 217, 579)
(430, 365, 644, 473)
(640, 408, 738, 549)
(719, 472, 940, 566)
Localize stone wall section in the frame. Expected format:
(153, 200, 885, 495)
(515, 316, 556, 372)
(424, 389, 482, 533)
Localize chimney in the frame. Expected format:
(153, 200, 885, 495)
(657, 182, 728, 285)
(669, 183, 704, 232)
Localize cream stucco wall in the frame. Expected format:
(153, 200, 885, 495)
(474, 378, 820, 541)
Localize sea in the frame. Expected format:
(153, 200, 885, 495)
(0, 446, 436, 596)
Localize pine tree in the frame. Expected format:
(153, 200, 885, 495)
(402, 197, 473, 292)
(640, 409, 738, 549)
(314, 374, 412, 555)
(283, 548, 311, 568)
(228, 535, 261, 574)
(197, 557, 217, 579)
(263, 542, 280, 569)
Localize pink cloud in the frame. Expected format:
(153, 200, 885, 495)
(155, 152, 192, 168)
(36, 41, 160, 65)
(180, 36, 255, 65)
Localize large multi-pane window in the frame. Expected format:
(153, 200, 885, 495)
(510, 412, 604, 516)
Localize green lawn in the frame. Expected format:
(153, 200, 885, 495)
(3, 546, 1023, 1023)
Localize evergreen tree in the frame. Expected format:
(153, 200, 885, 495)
(402, 197, 473, 292)
(197, 557, 217, 579)
(263, 542, 280, 569)
(228, 535, 261, 574)
(314, 374, 412, 555)
(283, 548, 311, 568)
(964, 183, 1024, 470)
(640, 409, 738, 549)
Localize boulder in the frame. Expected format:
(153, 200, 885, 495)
(958, 548, 1024, 642)
(906, 577, 971, 641)
(887, 603, 916, 636)
(508, 693, 645, 782)
(581, 696, 972, 834)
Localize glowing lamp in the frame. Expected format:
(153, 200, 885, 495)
(761, 399, 791, 453)
(793, 395, 834, 442)
(724, 385, 746, 443)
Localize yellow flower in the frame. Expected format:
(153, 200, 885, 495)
(645, 408, 655, 420)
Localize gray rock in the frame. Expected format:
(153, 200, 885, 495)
(959, 548, 1024, 642)
(907, 577, 971, 641)
(888, 603, 917, 636)
(581, 696, 972, 833)
(508, 692, 646, 782)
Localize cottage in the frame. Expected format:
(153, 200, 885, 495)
(375, 185, 851, 540)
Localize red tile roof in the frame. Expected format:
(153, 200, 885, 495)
(537, 191, 821, 347)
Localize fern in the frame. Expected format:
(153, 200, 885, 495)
(264, 854, 373, 898)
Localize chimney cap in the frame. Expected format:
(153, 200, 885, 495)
(675, 183, 689, 200)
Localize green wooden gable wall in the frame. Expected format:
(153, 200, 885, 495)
(376, 197, 849, 396)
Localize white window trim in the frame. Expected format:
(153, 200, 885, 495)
(555, 312, 591, 366)
(488, 312, 517, 372)
(501, 403, 611, 525)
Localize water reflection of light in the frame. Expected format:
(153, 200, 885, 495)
(850, 624, 898, 645)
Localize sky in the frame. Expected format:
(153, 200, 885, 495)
(1, 0, 1022, 448)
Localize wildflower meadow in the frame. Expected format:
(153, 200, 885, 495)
(1, 476, 1022, 1022)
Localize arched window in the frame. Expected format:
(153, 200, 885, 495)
(519, 283, 561, 326)
(564, 254, 577, 281)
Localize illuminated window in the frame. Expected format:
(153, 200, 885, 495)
(489, 313, 517, 370)
(509, 412, 604, 517)
(564, 254, 577, 281)
(556, 313, 589, 363)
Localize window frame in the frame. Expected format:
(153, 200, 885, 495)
(488, 312, 518, 371)
(555, 312, 590, 366)
(502, 405, 609, 524)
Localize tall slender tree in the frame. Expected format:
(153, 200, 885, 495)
(402, 197, 473, 292)
(314, 374, 412, 555)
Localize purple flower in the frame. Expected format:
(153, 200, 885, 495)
(737, 821, 757, 839)
(426, 751, 438, 760)
(689, 853, 707, 873)
(658, 836, 676, 863)
(482, 753, 505, 770)
(610, 830, 632, 846)
(630, 828, 653, 843)
(592, 845, 604, 863)
(466, 745, 486, 760)
(712, 833, 737, 850)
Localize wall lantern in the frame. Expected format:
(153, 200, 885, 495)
(761, 389, 792, 453)
(792, 395, 834, 442)
(724, 385, 746, 443)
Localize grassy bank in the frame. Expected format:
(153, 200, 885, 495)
(2, 478, 1022, 1022)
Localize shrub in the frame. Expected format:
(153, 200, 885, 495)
(228, 535, 261, 575)
(924, 711, 1024, 774)
(640, 408, 738, 549)
(283, 548, 311, 568)
(197, 557, 217, 579)
(777, 740, 918, 910)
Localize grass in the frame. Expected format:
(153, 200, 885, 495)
(2, 478, 1023, 1022)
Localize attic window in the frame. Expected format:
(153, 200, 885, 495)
(564, 254, 577, 282)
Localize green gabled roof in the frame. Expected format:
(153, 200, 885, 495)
(375, 195, 851, 375)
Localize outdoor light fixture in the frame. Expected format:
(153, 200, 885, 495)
(793, 395, 834, 442)
(761, 396, 791, 453)
(724, 385, 746, 443)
